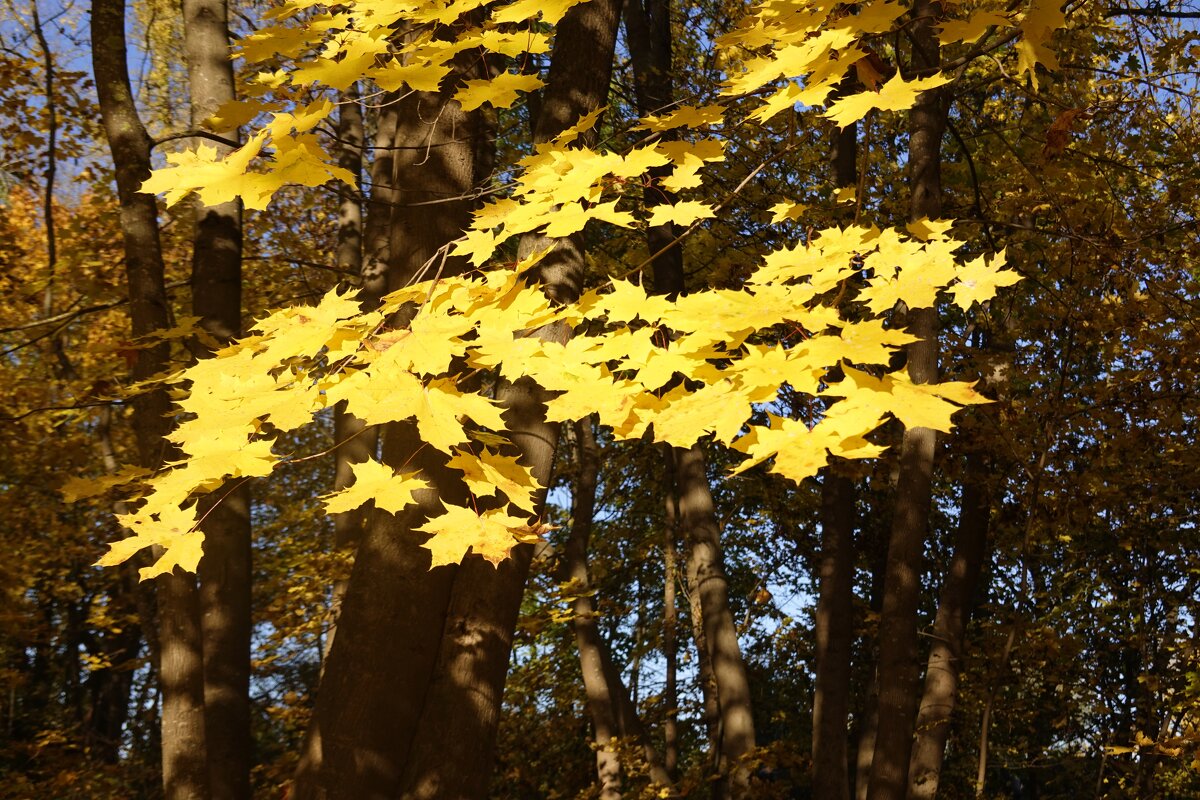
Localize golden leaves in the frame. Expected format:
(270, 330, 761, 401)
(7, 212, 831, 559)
(455, 73, 546, 111)
(824, 73, 952, 129)
(322, 459, 431, 515)
(415, 505, 533, 567)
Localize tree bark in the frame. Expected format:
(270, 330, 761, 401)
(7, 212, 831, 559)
(396, 2, 624, 795)
(325, 84, 367, 668)
(814, 466, 855, 800)
(677, 445, 757, 796)
(182, 0, 252, 795)
(662, 450, 680, 776)
(92, 2, 210, 797)
(867, 2, 946, 796)
(291, 55, 481, 800)
(563, 420, 623, 800)
(812, 82, 859, 800)
(907, 451, 990, 799)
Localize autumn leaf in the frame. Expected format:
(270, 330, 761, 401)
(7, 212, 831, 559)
(415, 505, 533, 567)
(322, 459, 431, 516)
(455, 72, 545, 111)
(824, 73, 952, 128)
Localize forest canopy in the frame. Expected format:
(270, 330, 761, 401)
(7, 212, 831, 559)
(1, 0, 1198, 797)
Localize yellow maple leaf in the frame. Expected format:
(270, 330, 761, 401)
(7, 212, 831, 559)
(492, 0, 586, 25)
(415, 505, 532, 567)
(645, 200, 716, 228)
(100, 504, 205, 580)
(446, 448, 542, 513)
(415, 378, 508, 454)
(829, 367, 987, 433)
(635, 104, 726, 132)
(938, 11, 1012, 46)
(455, 72, 545, 111)
(769, 200, 808, 223)
(823, 73, 952, 129)
(949, 252, 1021, 309)
(322, 459, 431, 515)
(369, 61, 451, 93)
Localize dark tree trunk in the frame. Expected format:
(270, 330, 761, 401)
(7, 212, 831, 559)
(182, 0, 252, 795)
(813, 467, 855, 800)
(907, 450, 990, 799)
(326, 84, 367, 668)
(812, 84, 859, 800)
(867, 3, 946, 797)
(291, 57, 482, 800)
(92, 2, 210, 797)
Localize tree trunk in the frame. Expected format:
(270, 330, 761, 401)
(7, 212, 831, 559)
(662, 450, 680, 777)
(325, 84, 367, 668)
(907, 451, 990, 799)
(92, 2, 210, 798)
(625, 8, 757, 788)
(397, 2, 624, 795)
(182, 0, 252, 796)
(291, 57, 482, 800)
(812, 82, 859, 800)
(867, 2, 946, 796)
(813, 467, 855, 800)
(678, 445, 757, 795)
(564, 420, 623, 800)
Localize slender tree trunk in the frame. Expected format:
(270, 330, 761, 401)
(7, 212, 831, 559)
(814, 466, 855, 800)
(678, 445, 757, 795)
(564, 420, 623, 800)
(662, 452, 680, 777)
(92, 2, 210, 798)
(626, 6, 756, 789)
(325, 84, 367, 668)
(564, 420, 675, 795)
(182, 0, 252, 796)
(907, 451, 990, 799)
(812, 85, 859, 800)
(686, 544, 722, 763)
(866, 2, 946, 797)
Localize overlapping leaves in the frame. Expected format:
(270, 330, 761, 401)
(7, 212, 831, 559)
(96, 225, 1014, 578)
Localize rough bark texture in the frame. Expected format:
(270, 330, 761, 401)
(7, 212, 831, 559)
(291, 63, 480, 800)
(907, 452, 990, 799)
(182, 0, 252, 795)
(866, 3, 946, 797)
(92, 2, 209, 798)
